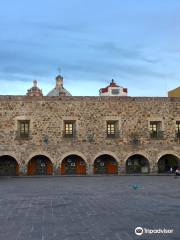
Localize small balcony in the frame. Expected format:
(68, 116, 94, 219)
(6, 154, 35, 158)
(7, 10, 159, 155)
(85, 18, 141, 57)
(63, 130, 76, 138)
(150, 130, 164, 140)
(15, 131, 32, 140)
(106, 130, 120, 139)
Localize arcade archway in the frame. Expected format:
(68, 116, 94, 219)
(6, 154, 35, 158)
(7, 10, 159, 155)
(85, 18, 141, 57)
(94, 154, 118, 174)
(27, 155, 53, 175)
(158, 154, 180, 173)
(0, 155, 19, 176)
(126, 154, 150, 174)
(61, 155, 86, 175)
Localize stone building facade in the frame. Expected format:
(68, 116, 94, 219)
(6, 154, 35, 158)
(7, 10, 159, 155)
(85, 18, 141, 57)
(0, 95, 180, 176)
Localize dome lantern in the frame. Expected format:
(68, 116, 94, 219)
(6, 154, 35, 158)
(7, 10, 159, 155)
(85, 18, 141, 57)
(26, 80, 43, 97)
(47, 75, 71, 96)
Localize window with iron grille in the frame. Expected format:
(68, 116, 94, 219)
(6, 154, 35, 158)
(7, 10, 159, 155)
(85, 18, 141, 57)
(150, 122, 158, 132)
(107, 121, 118, 137)
(176, 121, 180, 138)
(19, 120, 30, 138)
(150, 121, 163, 139)
(64, 121, 75, 137)
(176, 121, 180, 132)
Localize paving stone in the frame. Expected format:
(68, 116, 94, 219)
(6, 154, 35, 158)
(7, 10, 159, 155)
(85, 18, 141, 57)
(0, 176, 179, 240)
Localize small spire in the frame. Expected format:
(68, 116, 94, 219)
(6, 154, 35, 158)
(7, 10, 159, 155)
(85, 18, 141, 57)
(110, 79, 116, 87)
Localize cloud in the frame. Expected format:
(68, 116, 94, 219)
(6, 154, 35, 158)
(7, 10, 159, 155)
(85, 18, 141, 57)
(89, 42, 142, 59)
(88, 42, 162, 64)
(0, 6, 173, 84)
(0, 47, 58, 77)
(41, 23, 88, 33)
(61, 58, 169, 80)
(0, 41, 171, 88)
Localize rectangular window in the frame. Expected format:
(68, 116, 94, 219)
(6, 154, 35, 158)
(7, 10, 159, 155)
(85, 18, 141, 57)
(18, 120, 30, 138)
(176, 121, 180, 138)
(65, 123, 73, 135)
(150, 121, 163, 139)
(111, 89, 120, 95)
(64, 121, 76, 137)
(107, 121, 118, 137)
(176, 121, 180, 133)
(107, 123, 115, 135)
(150, 123, 157, 132)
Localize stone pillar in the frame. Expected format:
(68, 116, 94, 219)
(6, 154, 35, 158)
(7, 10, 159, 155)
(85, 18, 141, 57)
(150, 162, 158, 174)
(53, 162, 60, 175)
(118, 163, 126, 174)
(19, 163, 27, 175)
(87, 163, 93, 175)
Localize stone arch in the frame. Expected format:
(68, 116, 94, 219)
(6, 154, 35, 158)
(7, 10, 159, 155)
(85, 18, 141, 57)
(124, 151, 150, 164)
(59, 151, 88, 165)
(125, 154, 150, 174)
(60, 154, 87, 175)
(0, 152, 20, 165)
(157, 153, 180, 173)
(92, 151, 119, 164)
(0, 155, 19, 176)
(93, 152, 118, 174)
(27, 154, 53, 175)
(157, 151, 180, 163)
(26, 151, 54, 165)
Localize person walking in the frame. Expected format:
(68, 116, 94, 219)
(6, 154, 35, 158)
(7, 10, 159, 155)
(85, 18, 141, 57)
(175, 168, 180, 176)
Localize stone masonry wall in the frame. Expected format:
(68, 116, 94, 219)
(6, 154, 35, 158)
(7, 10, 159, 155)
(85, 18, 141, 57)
(0, 96, 180, 174)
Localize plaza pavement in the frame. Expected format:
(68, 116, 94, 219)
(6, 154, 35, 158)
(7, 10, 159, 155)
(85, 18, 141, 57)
(0, 176, 179, 240)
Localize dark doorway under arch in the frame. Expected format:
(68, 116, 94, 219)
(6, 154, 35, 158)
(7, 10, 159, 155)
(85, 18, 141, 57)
(0, 155, 19, 176)
(28, 155, 53, 175)
(94, 154, 118, 174)
(158, 154, 179, 173)
(61, 155, 86, 175)
(126, 154, 150, 174)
